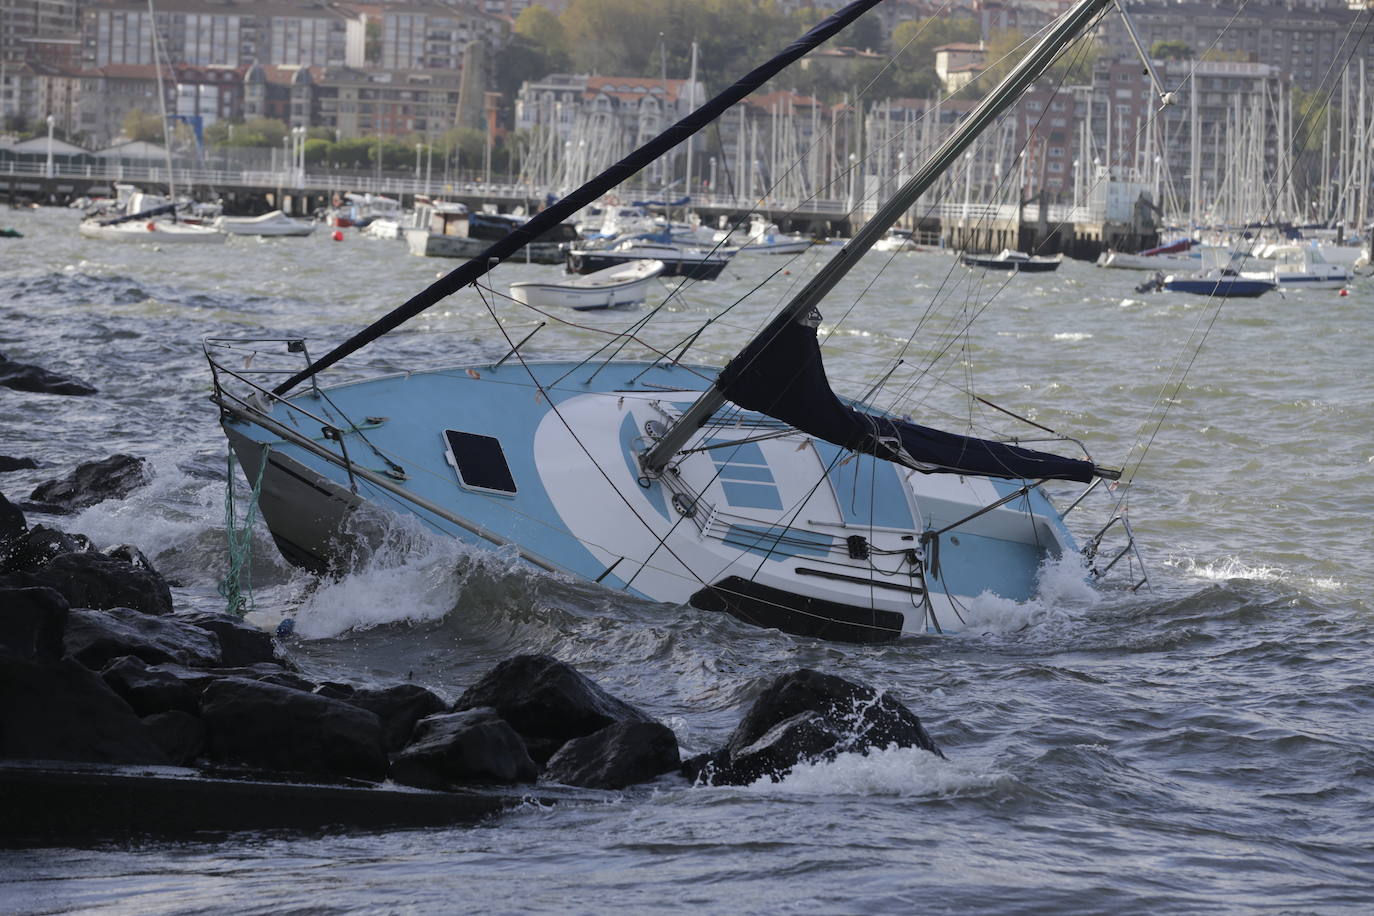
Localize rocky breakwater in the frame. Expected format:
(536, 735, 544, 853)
(0, 453, 945, 839)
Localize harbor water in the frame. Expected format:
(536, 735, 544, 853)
(2, 206, 1372, 913)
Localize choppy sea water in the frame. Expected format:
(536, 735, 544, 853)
(2, 205, 1372, 914)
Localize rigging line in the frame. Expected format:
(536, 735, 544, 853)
(467, 280, 713, 593)
(1113, 8, 1374, 502)
(470, 278, 700, 375)
(860, 27, 1107, 419)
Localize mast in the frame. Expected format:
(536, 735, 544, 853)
(147, 0, 176, 202)
(642, 0, 1118, 474)
(684, 41, 698, 201)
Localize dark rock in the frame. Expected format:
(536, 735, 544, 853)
(0, 524, 90, 573)
(0, 586, 68, 660)
(0, 647, 168, 764)
(345, 684, 447, 752)
(391, 708, 537, 789)
(64, 606, 221, 670)
(29, 454, 148, 512)
(454, 654, 655, 764)
(102, 543, 154, 570)
(101, 655, 200, 716)
(200, 677, 387, 781)
(175, 612, 279, 667)
(709, 711, 842, 786)
(0, 491, 24, 546)
(112, 661, 311, 703)
(725, 669, 942, 759)
(688, 669, 943, 786)
(313, 681, 356, 700)
(0, 550, 173, 615)
(0, 353, 97, 396)
(543, 721, 680, 790)
(0, 456, 39, 472)
(142, 709, 205, 765)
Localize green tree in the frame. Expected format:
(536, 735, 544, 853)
(220, 117, 289, 148)
(1150, 39, 1193, 60)
(122, 109, 164, 142)
(515, 5, 567, 61)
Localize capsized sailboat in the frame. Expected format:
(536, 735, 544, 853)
(207, 0, 1141, 642)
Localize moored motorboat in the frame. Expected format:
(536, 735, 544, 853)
(872, 228, 923, 252)
(406, 201, 576, 263)
(962, 249, 1061, 272)
(214, 210, 315, 237)
(1241, 244, 1352, 290)
(566, 239, 734, 279)
(1163, 267, 1274, 297)
(509, 259, 665, 310)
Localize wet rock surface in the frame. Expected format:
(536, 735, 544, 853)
(0, 351, 97, 396)
(0, 487, 944, 818)
(29, 454, 148, 513)
(683, 668, 943, 786)
(454, 653, 657, 764)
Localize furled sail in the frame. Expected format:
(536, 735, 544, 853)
(716, 312, 1102, 483)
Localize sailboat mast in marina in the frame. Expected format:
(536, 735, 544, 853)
(207, 0, 1142, 642)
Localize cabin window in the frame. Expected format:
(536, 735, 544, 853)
(442, 429, 517, 496)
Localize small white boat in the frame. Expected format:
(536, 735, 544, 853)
(1241, 244, 1352, 290)
(214, 210, 315, 237)
(872, 228, 922, 252)
(80, 206, 225, 244)
(1096, 238, 1196, 270)
(962, 249, 1061, 272)
(363, 218, 404, 240)
(713, 215, 813, 255)
(509, 259, 665, 311)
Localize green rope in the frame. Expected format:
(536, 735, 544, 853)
(218, 443, 270, 619)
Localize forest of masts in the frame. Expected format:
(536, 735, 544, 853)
(514, 59, 1371, 232)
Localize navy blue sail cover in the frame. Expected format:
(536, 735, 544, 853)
(716, 313, 1100, 483)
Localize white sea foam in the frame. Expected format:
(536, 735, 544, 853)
(1052, 332, 1093, 341)
(1166, 555, 1343, 592)
(745, 745, 1005, 798)
(955, 552, 1102, 634)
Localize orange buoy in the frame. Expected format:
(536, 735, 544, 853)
(1339, 288, 1349, 296)
(146, 221, 156, 231)
(331, 230, 344, 242)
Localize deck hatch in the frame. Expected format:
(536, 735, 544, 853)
(442, 429, 517, 496)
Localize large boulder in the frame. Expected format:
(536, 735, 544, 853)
(28, 454, 147, 513)
(0, 550, 173, 615)
(344, 684, 448, 752)
(0, 491, 24, 545)
(141, 710, 205, 766)
(101, 655, 201, 716)
(0, 456, 39, 472)
(390, 708, 537, 789)
(199, 677, 387, 781)
(684, 669, 943, 786)
(175, 612, 279, 667)
(542, 721, 680, 790)
(0, 524, 90, 573)
(454, 654, 656, 764)
(0, 647, 168, 764)
(0, 586, 68, 660)
(0, 352, 97, 397)
(64, 606, 222, 670)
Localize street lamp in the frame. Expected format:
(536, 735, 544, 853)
(45, 115, 55, 179)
